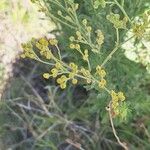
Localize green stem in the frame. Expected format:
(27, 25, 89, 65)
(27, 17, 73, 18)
(101, 33, 134, 67)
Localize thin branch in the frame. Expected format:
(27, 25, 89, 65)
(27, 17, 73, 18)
(106, 103, 128, 150)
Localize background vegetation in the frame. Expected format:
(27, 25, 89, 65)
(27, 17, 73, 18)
(0, 0, 150, 150)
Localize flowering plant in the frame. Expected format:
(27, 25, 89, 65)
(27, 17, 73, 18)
(21, 0, 150, 149)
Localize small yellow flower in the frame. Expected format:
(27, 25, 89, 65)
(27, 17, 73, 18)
(38, 38, 49, 47)
(96, 30, 104, 46)
(51, 68, 58, 78)
(56, 78, 62, 84)
(35, 42, 43, 50)
(75, 31, 82, 40)
(81, 68, 90, 77)
(57, 10, 62, 15)
(118, 92, 126, 101)
(76, 31, 81, 36)
(86, 26, 92, 32)
(86, 79, 92, 84)
(57, 75, 68, 89)
(69, 63, 78, 72)
(43, 73, 50, 79)
(75, 44, 80, 50)
(72, 78, 78, 84)
(69, 36, 75, 42)
(69, 72, 75, 78)
(49, 39, 58, 45)
(45, 51, 52, 60)
(82, 19, 87, 26)
(61, 75, 68, 81)
(99, 79, 106, 88)
(99, 69, 106, 78)
(96, 66, 106, 78)
(111, 90, 119, 102)
(60, 83, 66, 89)
(83, 49, 89, 61)
(70, 43, 75, 49)
(112, 101, 119, 109)
(55, 62, 62, 69)
(96, 65, 101, 71)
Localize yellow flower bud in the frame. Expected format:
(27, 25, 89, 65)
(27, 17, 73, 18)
(75, 44, 80, 50)
(83, 49, 89, 61)
(72, 78, 78, 85)
(118, 92, 126, 101)
(82, 19, 87, 26)
(45, 51, 52, 59)
(55, 62, 61, 69)
(69, 72, 75, 78)
(38, 38, 49, 46)
(57, 78, 62, 84)
(51, 68, 58, 78)
(112, 101, 119, 109)
(57, 10, 62, 15)
(96, 66, 106, 78)
(60, 83, 66, 89)
(111, 90, 119, 102)
(86, 26, 92, 32)
(96, 65, 101, 72)
(69, 63, 78, 71)
(87, 79, 92, 84)
(99, 69, 106, 78)
(70, 43, 75, 49)
(99, 79, 106, 88)
(43, 73, 50, 79)
(61, 75, 68, 81)
(49, 39, 58, 45)
(69, 36, 75, 42)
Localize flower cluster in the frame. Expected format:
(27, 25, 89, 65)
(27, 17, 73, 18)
(96, 65, 107, 89)
(43, 61, 79, 89)
(69, 21, 104, 53)
(43, 63, 62, 79)
(80, 67, 92, 84)
(22, 1, 129, 118)
(56, 75, 68, 89)
(106, 13, 128, 29)
(93, 0, 106, 9)
(21, 33, 127, 117)
(21, 37, 59, 61)
(35, 38, 52, 59)
(96, 30, 104, 49)
(21, 42, 37, 59)
(110, 90, 126, 116)
(68, 62, 78, 84)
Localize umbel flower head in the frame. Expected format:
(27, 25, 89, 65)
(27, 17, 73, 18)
(107, 13, 128, 29)
(21, 32, 126, 118)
